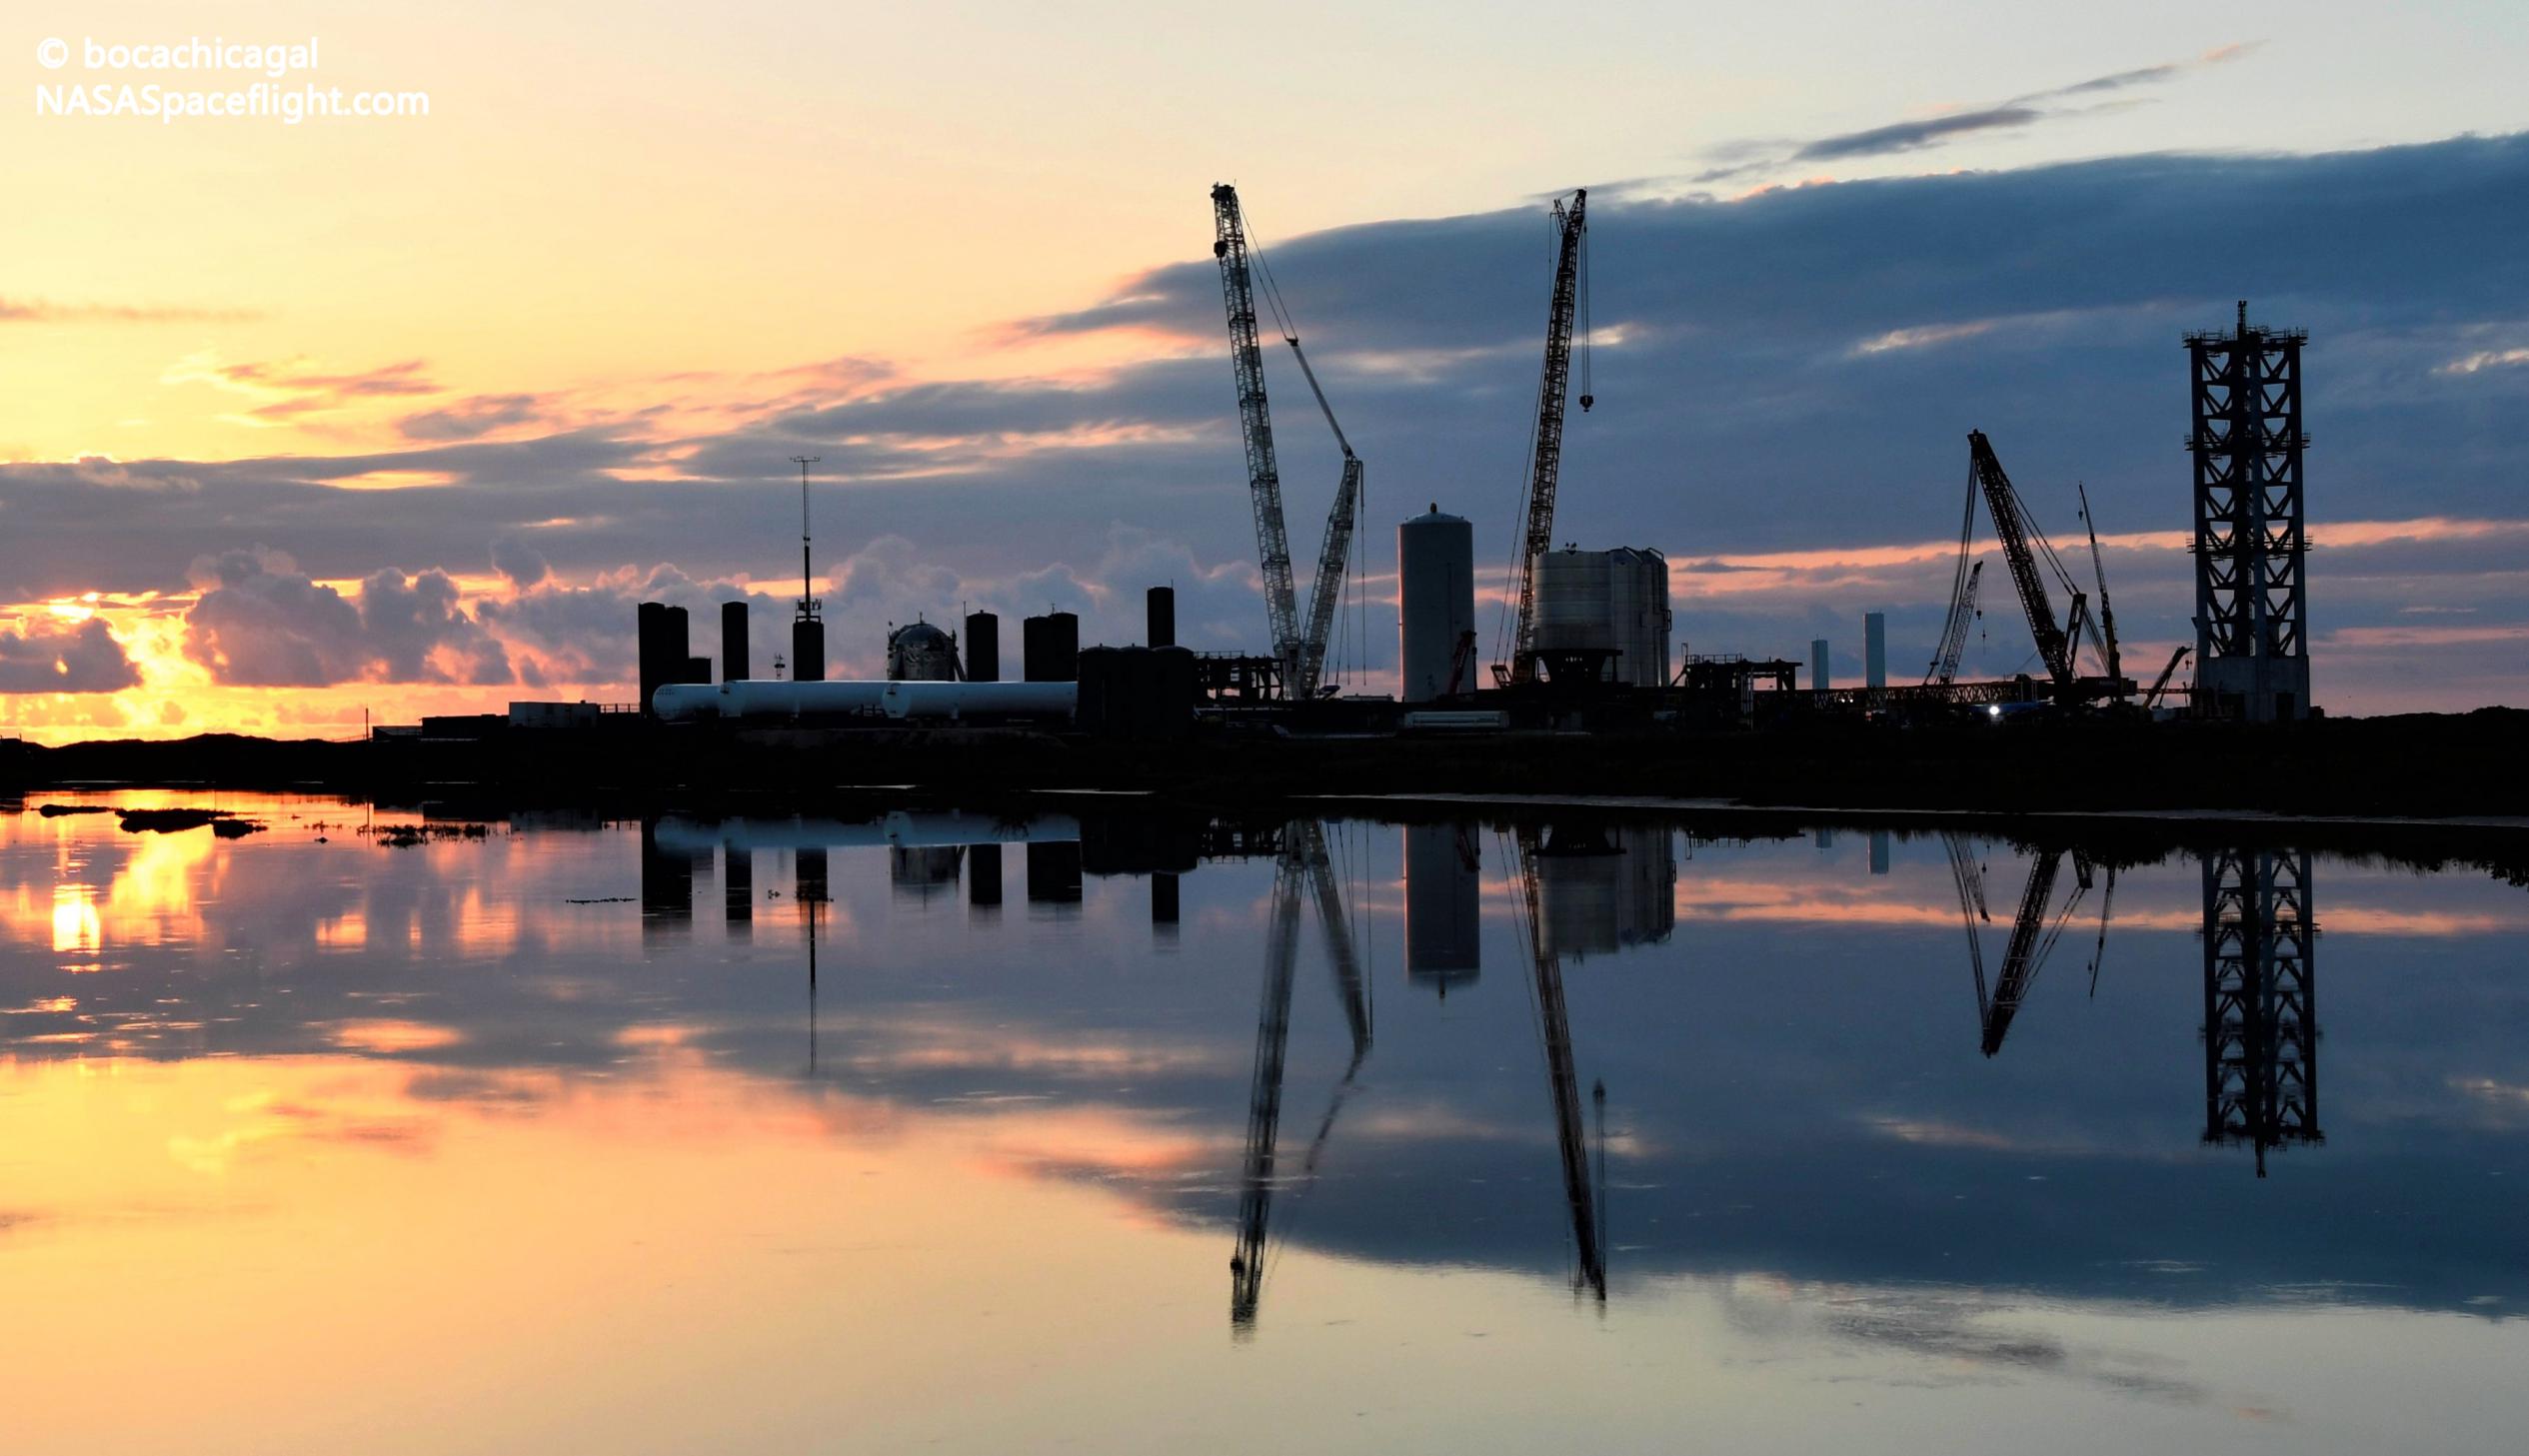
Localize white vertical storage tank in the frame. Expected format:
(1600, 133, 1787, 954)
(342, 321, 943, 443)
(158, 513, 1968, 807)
(1397, 504, 1475, 702)
(1607, 548, 1672, 687)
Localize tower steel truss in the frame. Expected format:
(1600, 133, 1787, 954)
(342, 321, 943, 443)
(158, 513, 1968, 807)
(2187, 301, 2310, 721)
(2201, 848, 2320, 1176)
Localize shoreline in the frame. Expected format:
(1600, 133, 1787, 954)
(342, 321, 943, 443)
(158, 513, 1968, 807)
(7, 708, 2526, 826)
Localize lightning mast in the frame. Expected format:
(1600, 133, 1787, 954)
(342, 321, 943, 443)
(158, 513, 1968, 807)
(790, 455, 823, 615)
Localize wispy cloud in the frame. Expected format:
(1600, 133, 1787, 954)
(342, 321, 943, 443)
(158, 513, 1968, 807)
(2436, 348, 2529, 376)
(1707, 43, 2262, 180)
(0, 296, 258, 325)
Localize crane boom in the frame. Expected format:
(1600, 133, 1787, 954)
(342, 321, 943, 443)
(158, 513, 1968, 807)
(1979, 848, 2064, 1055)
(1512, 827, 1606, 1301)
(1214, 185, 1363, 699)
(1967, 431, 2084, 697)
(1927, 561, 1983, 687)
(1230, 843, 1304, 1332)
(1504, 190, 1591, 687)
(1300, 820, 1371, 1061)
(1213, 184, 1300, 671)
(1230, 818, 1378, 1332)
(2078, 481, 2124, 696)
(1294, 455, 1361, 700)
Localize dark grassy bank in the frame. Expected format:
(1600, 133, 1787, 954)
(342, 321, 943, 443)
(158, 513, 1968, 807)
(5, 708, 2525, 821)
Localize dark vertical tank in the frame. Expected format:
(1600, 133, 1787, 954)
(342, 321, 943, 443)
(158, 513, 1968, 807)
(1026, 840, 1083, 907)
(720, 601, 749, 683)
(724, 845, 753, 931)
(1151, 645, 1196, 741)
(1146, 587, 1176, 649)
(637, 602, 690, 717)
(1076, 647, 1121, 735)
(964, 612, 1000, 683)
(791, 616, 825, 682)
(969, 841, 1003, 912)
(681, 656, 712, 685)
(640, 818, 693, 931)
(1023, 612, 1080, 682)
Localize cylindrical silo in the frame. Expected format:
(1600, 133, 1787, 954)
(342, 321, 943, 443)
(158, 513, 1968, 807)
(1533, 550, 1614, 657)
(1024, 612, 1080, 682)
(1076, 646, 1121, 735)
(1606, 548, 1672, 687)
(1147, 587, 1176, 649)
(791, 616, 825, 682)
(637, 601, 681, 716)
(1397, 504, 1474, 702)
(965, 612, 1000, 683)
(721, 601, 750, 683)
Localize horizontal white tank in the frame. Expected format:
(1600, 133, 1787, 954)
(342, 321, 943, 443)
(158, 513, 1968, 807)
(652, 679, 1076, 723)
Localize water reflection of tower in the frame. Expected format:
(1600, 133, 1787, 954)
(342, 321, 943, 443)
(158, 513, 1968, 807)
(2202, 849, 2320, 1176)
(640, 818, 693, 936)
(890, 844, 965, 904)
(1403, 823, 1480, 994)
(1535, 822, 1676, 960)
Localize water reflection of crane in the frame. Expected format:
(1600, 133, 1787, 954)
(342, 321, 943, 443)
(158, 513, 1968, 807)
(1231, 820, 1371, 1334)
(1941, 833, 2117, 1056)
(1508, 824, 1609, 1305)
(2202, 849, 2320, 1177)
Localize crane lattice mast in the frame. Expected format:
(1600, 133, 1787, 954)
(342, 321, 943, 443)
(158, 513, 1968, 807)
(1502, 190, 1592, 687)
(1212, 185, 1300, 676)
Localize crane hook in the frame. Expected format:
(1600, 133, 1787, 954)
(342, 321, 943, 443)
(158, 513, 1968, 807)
(1578, 393, 1594, 412)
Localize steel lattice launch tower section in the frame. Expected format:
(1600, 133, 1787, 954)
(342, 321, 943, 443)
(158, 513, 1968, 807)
(2202, 848, 2319, 1177)
(2188, 301, 2311, 721)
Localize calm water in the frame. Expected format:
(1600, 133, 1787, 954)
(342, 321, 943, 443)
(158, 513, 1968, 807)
(4, 791, 2526, 1453)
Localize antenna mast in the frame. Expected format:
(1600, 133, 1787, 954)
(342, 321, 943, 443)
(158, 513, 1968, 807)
(791, 456, 822, 621)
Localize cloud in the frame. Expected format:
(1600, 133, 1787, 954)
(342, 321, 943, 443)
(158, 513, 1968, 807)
(0, 616, 142, 693)
(164, 355, 444, 426)
(399, 393, 554, 442)
(181, 548, 510, 687)
(1791, 106, 2049, 163)
(2437, 349, 2529, 377)
(490, 536, 551, 590)
(1739, 43, 2263, 173)
(0, 297, 256, 324)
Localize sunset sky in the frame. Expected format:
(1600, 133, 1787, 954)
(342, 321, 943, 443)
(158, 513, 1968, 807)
(7, 0, 2528, 740)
